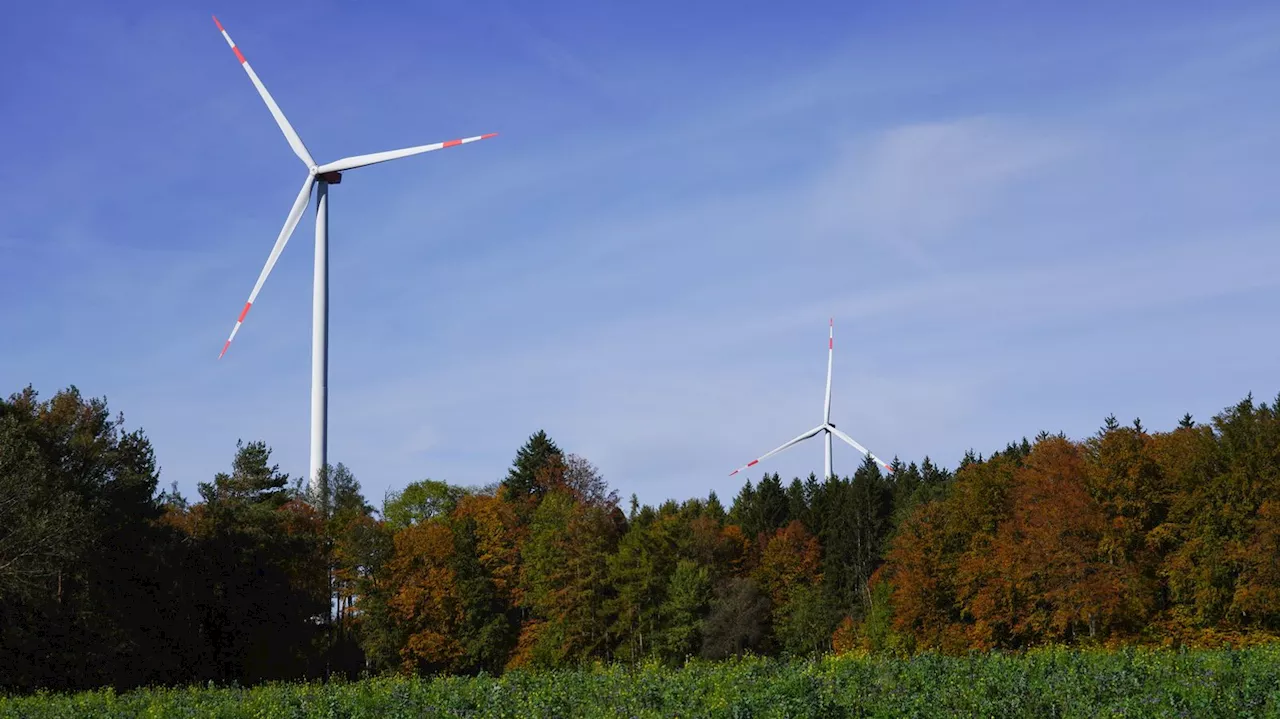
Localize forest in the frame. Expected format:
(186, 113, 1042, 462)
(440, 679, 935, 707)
(2, 383, 1280, 694)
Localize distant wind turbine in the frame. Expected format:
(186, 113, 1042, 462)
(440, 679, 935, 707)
(729, 319, 895, 480)
(211, 15, 497, 494)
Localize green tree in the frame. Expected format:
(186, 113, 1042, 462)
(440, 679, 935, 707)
(191, 440, 329, 683)
(301, 462, 377, 675)
(447, 510, 520, 673)
(501, 430, 563, 506)
(608, 504, 677, 662)
(0, 415, 79, 602)
(705, 491, 727, 523)
(775, 583, 838, 657)
(0, 386, 173, 692)
(513, 490, 617, 668)
(819, 458, 893, 619)
(700, 577, 771, 659)
(383, 479, 467, 530)
(656, 559, 712, 662)
(786, 478, 810, 531)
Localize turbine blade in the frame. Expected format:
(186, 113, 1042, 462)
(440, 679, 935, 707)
(824, 318, 834, 424)
(219, 174, 315, 358)
(212, 15, 316, 169)
(728, 425, 824, 477)
(829, 425, 895, 474)
(316, 133, 498, 174)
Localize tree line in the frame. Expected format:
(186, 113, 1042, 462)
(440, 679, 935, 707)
(2, 384, 1279, 693)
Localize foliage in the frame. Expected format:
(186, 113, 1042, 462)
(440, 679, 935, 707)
(9, 384, 1280, 695)
(500, 430, 563, 506)
(382, 479, 466, 531)
(6, 646, 1280, 718)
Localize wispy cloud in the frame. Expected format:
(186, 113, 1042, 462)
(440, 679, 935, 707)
(809, 117, 1070, 269)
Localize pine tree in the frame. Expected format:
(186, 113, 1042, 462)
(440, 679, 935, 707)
(751, 473, 789, 538)
(728, 481, 755, 528)
(920, 456, 950, 487)
(705, 491, 726, 523)
(199, 439, 290, 508)
(786, 478, 809, 531)
(500, 430, 563, 505)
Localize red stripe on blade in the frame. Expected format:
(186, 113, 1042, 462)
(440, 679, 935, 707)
(233, 46, 246, 64)
(480, 133, 498, 140)
(443, 139, 462, 148)
(212, 15, 225, 31)
(747, 460, 758, 467)
(238, 301, 252, 322)
(219, 340, 232, 359)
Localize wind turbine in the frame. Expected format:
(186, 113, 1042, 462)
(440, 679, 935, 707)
(729, 319, 895, 480)
(211, 15, 497, 494)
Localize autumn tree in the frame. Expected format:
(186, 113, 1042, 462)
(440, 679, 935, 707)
(387, 519, 466, 672)
(1156, 395, 1280, 633)
(755, 520, 828, 653)
(1233, 500, 1280, 627)
(1084, 419, 1167, 599)
(563, 453, 621, 510)
(956, 436, 1145, 648)
(877, 500, 963, 652)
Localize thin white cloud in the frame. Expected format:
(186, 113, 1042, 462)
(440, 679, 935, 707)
(809, 116, 1071, 268)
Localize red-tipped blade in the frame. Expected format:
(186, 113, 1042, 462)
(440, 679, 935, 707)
(212, 15, 315, 168)
(316, 132, 499, 175)
(217, 175, 315, 360)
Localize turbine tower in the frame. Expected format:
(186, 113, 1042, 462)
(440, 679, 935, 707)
(211, 15, 497, 495)
(729, 319, 894, 480)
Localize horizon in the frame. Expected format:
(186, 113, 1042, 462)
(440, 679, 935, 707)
(4, 1, 1280, 509)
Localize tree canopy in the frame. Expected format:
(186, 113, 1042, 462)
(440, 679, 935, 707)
(4, 383, 1280, 694)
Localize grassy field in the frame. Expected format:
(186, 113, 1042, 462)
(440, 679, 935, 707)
(3, 646, 1280, 718)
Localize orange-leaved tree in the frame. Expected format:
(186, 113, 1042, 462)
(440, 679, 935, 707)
(386, 520, 465, 673)
(956, 436, 1144, 648)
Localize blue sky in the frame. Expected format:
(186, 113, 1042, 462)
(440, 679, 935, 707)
(3, 1, 1280, 509)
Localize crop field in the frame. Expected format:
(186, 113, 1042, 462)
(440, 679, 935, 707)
(4, 646, 1280, 718)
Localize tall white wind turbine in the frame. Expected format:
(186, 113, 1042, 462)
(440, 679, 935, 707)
(211, 15, 497, 494)
(729, 319, 895, 480)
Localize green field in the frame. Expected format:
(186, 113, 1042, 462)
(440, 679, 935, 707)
(5, 646, 1280, 718)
